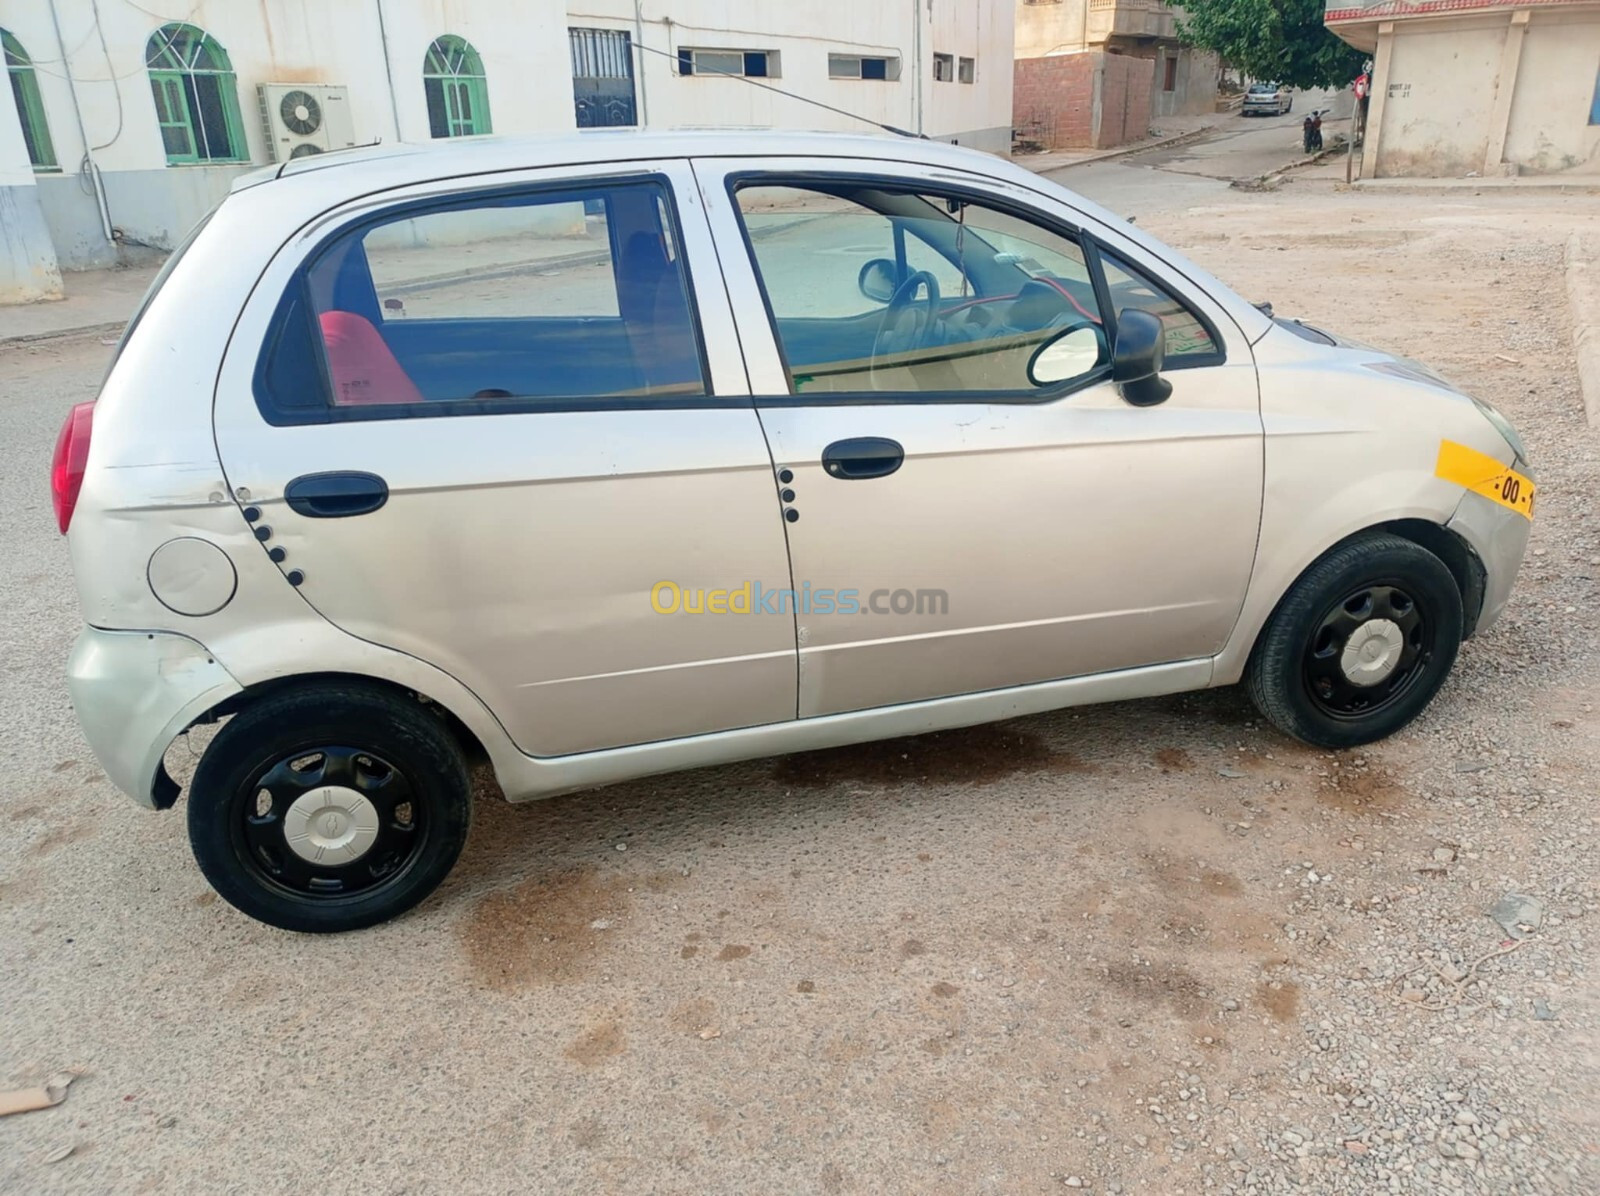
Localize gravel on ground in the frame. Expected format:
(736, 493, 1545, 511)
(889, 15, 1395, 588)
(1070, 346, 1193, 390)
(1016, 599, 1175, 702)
(1, 168, 1597, 1194)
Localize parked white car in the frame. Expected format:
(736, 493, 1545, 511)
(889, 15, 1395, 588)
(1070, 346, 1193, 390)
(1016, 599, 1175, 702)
(1243, 82, 1294, 116)
(59, 131, 1532, 931)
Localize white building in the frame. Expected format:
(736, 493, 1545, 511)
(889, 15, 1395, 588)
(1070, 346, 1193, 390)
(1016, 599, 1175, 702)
(1327, 0, 1600, 179)
(0, 1, 1014, 303)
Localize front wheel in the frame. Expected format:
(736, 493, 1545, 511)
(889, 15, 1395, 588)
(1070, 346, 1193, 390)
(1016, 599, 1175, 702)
(187, 681, 472, 932)
(1246, 533, 1463, 749)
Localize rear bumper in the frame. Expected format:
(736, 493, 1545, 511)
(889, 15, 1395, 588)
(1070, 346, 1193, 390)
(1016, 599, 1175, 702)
(1446, 488, 1532, 636)
(67, 628, 242, 810)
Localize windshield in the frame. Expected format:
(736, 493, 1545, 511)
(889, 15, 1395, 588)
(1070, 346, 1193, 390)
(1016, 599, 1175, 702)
(1248, 83, 1278, 94)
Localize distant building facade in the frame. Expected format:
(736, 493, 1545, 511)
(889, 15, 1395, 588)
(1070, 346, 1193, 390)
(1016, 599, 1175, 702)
(0, 1, 1014, 302)
(1327, 0, 1600, 178)
(1012, 0, 1218, 151)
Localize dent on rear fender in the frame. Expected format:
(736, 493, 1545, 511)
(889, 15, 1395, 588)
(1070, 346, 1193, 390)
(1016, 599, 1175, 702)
(67, 629, 244, 809)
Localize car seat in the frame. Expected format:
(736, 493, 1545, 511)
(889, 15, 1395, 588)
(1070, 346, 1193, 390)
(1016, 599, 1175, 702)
(319, 310, 426, 406)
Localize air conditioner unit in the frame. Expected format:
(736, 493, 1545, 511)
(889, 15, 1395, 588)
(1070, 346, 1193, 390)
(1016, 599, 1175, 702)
(258, 84, 357, 162)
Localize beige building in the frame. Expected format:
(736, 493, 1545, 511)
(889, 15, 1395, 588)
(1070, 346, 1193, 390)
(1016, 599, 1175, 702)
(1327, 0, 1600, 177)
(1013, 0, 1217, 151)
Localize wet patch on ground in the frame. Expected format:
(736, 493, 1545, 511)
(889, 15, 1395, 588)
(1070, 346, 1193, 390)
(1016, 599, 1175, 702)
(460, 866, 679, 989)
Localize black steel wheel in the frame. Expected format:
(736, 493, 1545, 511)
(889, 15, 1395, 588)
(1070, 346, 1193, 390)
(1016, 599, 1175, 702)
(188, 681, 470, 932)
(1247, 533, 1463, 748)
(1303, 583, 1429, 718)
(237, 746, 425, 899)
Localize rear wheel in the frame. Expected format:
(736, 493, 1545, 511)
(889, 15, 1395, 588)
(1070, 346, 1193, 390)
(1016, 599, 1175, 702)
(1246, 534, 1463, 748)
(187, 681, 471, 932)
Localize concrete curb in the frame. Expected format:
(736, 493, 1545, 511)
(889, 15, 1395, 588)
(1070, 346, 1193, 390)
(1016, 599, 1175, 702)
(1352, 176, 1600, 193)
(1076, 123, 1215, 165)
(1568, 234, 1600, 427)
(1232, 143, 1351, 191)
(1016, 124, 1215, 175)
(0, 320, 126, 349)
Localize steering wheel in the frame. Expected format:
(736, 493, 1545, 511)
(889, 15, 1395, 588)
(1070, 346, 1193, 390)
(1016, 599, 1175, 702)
(870, 270, 941, 389)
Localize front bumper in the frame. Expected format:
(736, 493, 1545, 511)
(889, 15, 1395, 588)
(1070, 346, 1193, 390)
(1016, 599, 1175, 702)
(67, 628, 242, 809)
(1446, 487, 1533, 636)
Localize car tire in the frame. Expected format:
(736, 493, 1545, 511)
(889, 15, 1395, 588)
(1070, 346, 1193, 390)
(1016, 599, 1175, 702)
(1284, 98, 1293, 114)
(1245, 533, 1463, 749)
(187, 680, 472, 933)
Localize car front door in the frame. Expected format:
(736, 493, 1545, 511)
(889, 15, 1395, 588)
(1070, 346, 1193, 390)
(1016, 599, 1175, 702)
(214, 161, 795, 756)
(695, 158, 1264, 717)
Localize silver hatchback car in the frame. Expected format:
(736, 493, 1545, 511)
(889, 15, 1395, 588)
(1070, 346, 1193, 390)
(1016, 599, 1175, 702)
(1243, 82, 1293, 116)
(59, 131, 1532, 932)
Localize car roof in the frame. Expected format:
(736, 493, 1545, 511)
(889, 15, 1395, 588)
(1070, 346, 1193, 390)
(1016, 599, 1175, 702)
(230, 127, 1000, 194)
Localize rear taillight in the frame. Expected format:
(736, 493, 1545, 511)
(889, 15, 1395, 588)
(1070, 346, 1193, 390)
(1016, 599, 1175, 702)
(51, 401, 94, 534)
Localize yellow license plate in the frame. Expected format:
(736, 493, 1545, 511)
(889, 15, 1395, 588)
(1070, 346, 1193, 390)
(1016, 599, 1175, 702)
(1435, 440, 1534, 519)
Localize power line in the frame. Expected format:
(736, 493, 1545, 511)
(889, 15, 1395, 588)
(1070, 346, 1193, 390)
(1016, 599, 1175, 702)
(627, 39, 921, 140)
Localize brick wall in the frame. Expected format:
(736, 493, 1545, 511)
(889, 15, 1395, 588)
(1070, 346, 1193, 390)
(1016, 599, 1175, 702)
(1013, 54, 1096, 149)
(1012, 51, 1155, 150)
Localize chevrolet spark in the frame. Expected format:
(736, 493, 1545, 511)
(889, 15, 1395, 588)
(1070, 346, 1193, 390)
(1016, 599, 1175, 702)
(58, 131, 1533, 932)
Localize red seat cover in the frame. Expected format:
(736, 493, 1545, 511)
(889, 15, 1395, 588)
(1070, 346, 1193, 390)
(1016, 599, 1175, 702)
(319, 310, 424, 406)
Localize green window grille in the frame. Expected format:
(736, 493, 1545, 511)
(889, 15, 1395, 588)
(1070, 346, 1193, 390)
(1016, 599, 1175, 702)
(3, 29, 57, 170)
(145, 23, 248, 164)
(424, 35, 491, 138)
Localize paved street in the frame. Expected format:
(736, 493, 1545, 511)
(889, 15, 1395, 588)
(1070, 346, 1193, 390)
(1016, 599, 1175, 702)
(1048, 96, 1353, 218)
(3, 129, 1599, 1193)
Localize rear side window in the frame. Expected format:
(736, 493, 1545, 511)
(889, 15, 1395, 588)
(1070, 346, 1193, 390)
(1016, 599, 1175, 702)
(255, 178, 707, 422)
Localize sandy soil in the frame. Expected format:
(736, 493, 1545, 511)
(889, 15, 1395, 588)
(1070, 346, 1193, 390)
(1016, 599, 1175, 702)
(2, 172, 1598, 1194)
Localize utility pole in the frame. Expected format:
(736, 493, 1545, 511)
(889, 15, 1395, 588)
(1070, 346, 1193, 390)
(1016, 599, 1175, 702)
(911, 0, 924, 135)
(373, 0, 404, 142)
(47, 0, 113, 245)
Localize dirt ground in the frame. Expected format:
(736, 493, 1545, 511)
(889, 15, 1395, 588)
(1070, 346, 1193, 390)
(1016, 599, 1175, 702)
(3, 169, 1599, 1194)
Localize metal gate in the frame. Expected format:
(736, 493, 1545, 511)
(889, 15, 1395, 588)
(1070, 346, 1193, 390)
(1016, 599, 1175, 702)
(569, 28, 637, 128)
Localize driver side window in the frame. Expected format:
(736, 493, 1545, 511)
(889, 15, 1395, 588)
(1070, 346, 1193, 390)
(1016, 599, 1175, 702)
(735, 182, 1107, 396)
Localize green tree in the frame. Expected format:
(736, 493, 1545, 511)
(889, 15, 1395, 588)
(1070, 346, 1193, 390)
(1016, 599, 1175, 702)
(1174, 0, 1367, 91)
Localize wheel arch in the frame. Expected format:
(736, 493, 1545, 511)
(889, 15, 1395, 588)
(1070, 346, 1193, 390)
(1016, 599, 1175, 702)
(1220, 518, 1483, 687)
(1376, 518, 1486, 636)
(204, 673, 491, 766)
(156, 671, 492, 811)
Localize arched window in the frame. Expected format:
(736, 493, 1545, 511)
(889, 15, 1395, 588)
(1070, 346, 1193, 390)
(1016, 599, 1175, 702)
(3, 29, 56, 170)
(423, 36, 491, 138)
(146, 23, 247, 164)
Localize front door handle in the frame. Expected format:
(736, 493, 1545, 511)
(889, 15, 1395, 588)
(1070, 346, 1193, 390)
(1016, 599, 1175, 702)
(821, 437, 904, 481)
(284, 471, 389, 518)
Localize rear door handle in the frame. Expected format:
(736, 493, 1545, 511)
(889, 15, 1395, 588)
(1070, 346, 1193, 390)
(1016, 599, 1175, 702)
(284, 471, 389, 518)
(821, 437, 904, 481)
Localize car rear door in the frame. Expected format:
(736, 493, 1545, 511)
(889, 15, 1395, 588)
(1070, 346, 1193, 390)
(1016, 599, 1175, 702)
(213, 160, 796, 756)
(694, 156, 1263, 718)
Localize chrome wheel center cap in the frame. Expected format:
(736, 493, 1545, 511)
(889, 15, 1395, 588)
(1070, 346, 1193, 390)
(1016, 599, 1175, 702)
(284, 785, 380, 864)
(1341, 618, 1405, 686)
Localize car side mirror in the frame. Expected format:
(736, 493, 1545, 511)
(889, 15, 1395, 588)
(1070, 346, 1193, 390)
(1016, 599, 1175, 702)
(1027, 324, 1103, 387)
(1112, 308, 1173, 407)
(858, 258, 898, 304)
